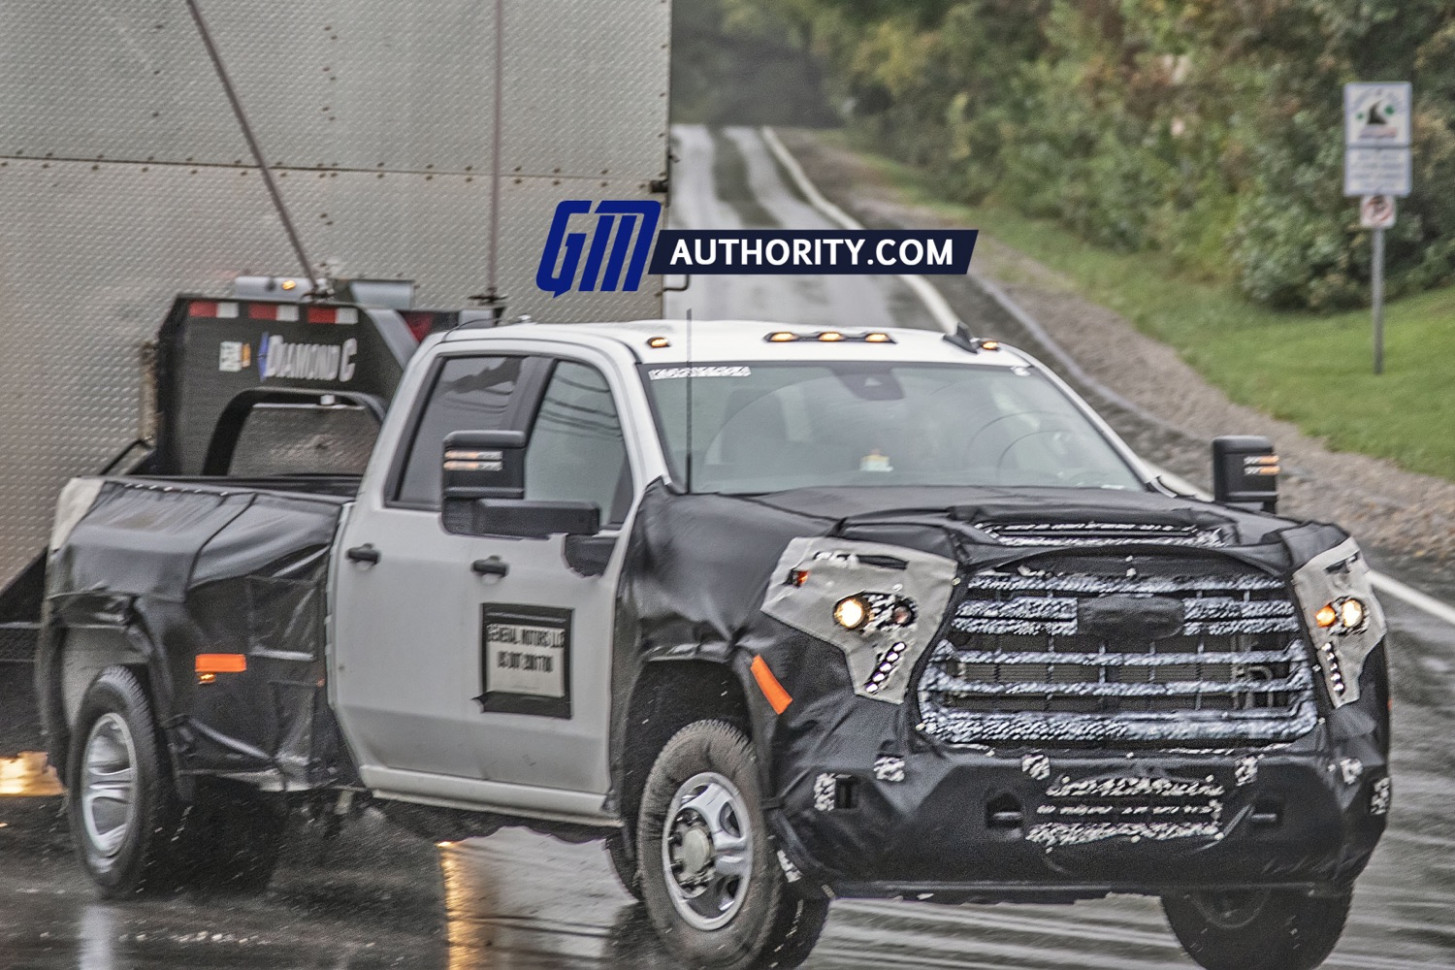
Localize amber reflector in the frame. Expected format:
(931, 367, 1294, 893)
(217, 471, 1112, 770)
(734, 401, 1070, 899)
(195, 653, 248, 674)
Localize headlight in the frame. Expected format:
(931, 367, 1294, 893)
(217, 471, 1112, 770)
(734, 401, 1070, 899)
(833, 596, 868, 630)
(832, 592, 917, 632)
(1316, 596, 1367, 633)
(1338, 597, 1367, 631)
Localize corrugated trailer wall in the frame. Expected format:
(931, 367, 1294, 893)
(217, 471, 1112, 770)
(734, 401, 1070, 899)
(0, 0, 672, 581)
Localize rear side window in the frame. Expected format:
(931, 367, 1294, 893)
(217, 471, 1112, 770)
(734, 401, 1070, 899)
(525, 362, 633, 525)
(395, 356, 525, 508)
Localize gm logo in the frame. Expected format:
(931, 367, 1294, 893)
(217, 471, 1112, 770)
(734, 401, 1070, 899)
(535, 200, 661, 297)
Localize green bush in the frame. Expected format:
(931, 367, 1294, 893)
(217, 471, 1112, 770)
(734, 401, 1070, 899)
(706, 0, 1455, 309)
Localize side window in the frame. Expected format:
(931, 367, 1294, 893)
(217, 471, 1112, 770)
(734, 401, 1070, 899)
(395, 356, 524, 508)
(525, 361, 633, 525)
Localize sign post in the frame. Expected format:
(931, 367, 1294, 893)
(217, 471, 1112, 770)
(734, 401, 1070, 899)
(1345, 82, 1412, 375)
(1360, 195, 1396, 374)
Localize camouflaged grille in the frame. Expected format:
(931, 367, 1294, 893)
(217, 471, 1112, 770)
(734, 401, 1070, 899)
(917, 567, 1319, 745)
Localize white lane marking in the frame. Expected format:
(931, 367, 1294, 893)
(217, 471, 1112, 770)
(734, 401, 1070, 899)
(1369, 572, 1455, 628)
(761, 127, 1455, 631)
(1156, 474, 1455, 627)
(759, 126, 959, 336)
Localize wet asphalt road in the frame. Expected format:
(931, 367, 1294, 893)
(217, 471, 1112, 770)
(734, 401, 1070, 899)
(2, 125, 1454, 969)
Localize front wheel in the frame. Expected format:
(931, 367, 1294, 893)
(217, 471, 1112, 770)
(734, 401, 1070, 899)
(637, 720, 827, 970)
(1162, 888, 1352, 970)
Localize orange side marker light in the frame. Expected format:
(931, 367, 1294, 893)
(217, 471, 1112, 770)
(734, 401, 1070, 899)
(196, 653, 248, 674)
(751, 655, 793, 714)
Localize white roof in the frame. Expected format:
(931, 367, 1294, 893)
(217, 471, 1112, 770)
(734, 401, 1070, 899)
(443, 319, 1025, 367)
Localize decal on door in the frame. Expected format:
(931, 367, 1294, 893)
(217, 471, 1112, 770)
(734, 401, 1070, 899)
(477, 604, 572, 719)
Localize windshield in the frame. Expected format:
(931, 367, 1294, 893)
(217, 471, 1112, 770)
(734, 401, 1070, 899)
(642, 361, 1144, 494)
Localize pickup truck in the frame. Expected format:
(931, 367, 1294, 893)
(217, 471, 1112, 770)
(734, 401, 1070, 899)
(38, 303, 1390, 970)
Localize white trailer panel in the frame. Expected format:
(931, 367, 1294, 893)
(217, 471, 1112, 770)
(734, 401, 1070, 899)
(0, 0, 671, 581)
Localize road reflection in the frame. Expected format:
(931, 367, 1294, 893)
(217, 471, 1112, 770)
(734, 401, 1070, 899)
(0, 751, 63, 796)
(438, 834, 678, 969)
(77, 903, 116, 970)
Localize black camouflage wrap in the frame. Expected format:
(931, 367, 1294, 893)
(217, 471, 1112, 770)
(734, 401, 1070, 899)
(613, 481, 1390, 899)
(38, 479, 355, 794)
(39, 472, 1389, 896)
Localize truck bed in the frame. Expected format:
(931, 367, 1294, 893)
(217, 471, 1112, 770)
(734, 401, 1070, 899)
(38, 475, 354, 789)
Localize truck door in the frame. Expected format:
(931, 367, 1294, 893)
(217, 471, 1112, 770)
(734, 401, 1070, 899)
(333, 350, 636, 804)
(460, 358, 636, 795)
(332, 354, 540, 780)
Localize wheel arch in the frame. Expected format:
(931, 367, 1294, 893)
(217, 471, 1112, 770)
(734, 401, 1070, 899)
(613, 656, 753, 849)
(44, 617, 165, 784)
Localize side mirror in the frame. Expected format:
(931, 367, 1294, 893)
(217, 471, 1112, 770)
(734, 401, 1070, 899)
(441, 430, 601, 538)
(1212, 435, 1279, 513)
(474, 499, 600, 539)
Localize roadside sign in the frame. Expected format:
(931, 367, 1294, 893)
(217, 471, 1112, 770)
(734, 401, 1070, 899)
(1344, 82, 1413, 197)
(1345, 82, 1412, 147)
(1360, 195, 1396, 229)
(1345, 82, 1412, 375)
(1345, 147, 1412, 196)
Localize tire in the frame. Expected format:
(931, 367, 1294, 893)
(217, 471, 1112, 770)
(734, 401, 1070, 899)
(66, 666, 188, 897)
(606, 828, 644, 901)
(1162, 888, 1353, 970)
(637, 720, 828, 970)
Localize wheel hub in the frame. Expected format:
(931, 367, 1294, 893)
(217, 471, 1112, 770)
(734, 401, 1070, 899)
(80, 712, 138, 860)
(661, 771, 752, 931)
(676, 823, 714, 878)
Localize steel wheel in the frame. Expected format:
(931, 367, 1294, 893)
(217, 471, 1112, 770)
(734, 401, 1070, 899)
(638, 720, 828, 970)
(661, 771, 753, 930)
(80, 712, 138, 860)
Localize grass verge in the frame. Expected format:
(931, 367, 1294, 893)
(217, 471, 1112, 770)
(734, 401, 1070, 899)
(841, 140, 1455, 482)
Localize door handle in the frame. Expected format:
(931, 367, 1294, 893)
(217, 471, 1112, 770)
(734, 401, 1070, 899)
(346, 544, 381, 564)
(471, 556, 509, 577)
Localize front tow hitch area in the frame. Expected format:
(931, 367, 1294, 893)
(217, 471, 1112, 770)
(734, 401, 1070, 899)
(776, 745, 1387, 897)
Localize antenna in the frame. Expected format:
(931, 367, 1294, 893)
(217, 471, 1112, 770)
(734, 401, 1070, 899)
(186, 0, 327, 298)
(685, 308, 694, 493)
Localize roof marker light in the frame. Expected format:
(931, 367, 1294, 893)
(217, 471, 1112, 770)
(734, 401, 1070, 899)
(979, 339, 1000, 351)
(818, 331, 845, 342)
(646, 336, 671, 349)
(766, 331, 800, 343)
(865, 332, 892, 343)
(280, 279, 297, 291)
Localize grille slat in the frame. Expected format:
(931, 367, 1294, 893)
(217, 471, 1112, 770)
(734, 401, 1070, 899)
(917, 563, 1318, 745)
(963, 573, 1282, 595)
(920, 668, 1310, 698)
(940, 646, 1301, 667)
(950, 616, 1300, 636)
